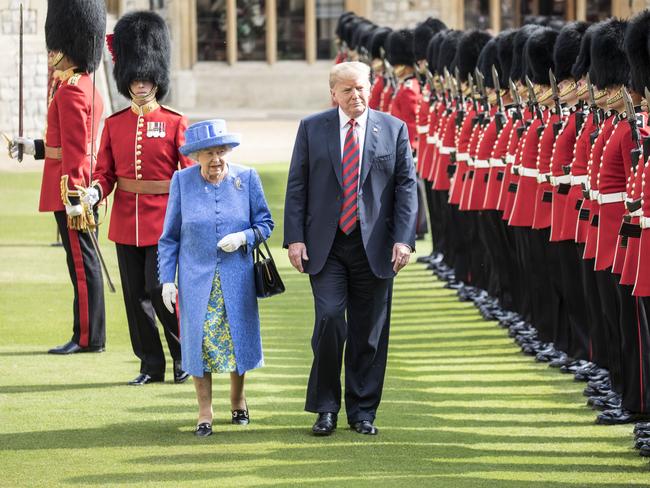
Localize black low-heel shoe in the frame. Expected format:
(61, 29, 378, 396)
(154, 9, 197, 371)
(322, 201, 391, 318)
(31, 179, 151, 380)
(232, 409, 250, 425)
(195, 422, 212, 437)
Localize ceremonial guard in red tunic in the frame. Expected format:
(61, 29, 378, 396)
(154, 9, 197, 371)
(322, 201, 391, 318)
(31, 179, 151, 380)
(91, 12, 192, 385)
(9, 0, 106, 354)
(367, 28, 392, 110)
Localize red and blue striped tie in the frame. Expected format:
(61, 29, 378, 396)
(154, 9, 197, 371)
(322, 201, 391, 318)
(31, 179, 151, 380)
(339, 119, 360, 234)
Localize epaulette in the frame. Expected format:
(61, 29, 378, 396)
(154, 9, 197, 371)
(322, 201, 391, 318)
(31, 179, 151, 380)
(67, 73, 82, 86)
(107, 106, 130, 119)
(161, 105, 184, 116)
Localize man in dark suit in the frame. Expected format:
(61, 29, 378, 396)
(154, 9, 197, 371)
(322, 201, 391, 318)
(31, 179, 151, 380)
(284, 61, 418, 436)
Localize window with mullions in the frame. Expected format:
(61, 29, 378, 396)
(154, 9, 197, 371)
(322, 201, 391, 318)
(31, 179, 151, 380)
(278, 0, 306, 60)
(237, 0, 266, 61)
(197, 0, 228, 61)
(465, 0, 490, 30)
(316, 0, 343, 60)
(586, 0, 611, 22)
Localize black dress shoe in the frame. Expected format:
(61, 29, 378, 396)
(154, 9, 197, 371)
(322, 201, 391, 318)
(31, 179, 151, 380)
(350, 420, 378, 435)
(128, 373, 164, 386)
(312, 412, 337, 436)
(634, 421, 650, 433)
(48, 341, 105, 354)
(596, 408, 650, 425)
(232, 408, 250, 425)
(195, 422, 212, 437)
(173, 361, 190, 384)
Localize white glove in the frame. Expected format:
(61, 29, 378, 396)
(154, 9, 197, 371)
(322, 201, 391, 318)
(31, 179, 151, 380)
(65, 204, 83, 217)
(80, 186, 100, 206)
(9, 136, 35, 159)
(162, 283, 177, 314)
(217, 231, 247, 252)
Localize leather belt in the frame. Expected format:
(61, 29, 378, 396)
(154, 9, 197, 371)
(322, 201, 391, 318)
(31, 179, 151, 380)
(519, 167, 539, 178)
(439, 146, 455, 155)
(571, 175, 588, 186)
(640, 216, 650, 229)
(550, 175, 571, 186)
(417, 125, 429, 134)
(597, 191, 626, 205)
(474, 159, 490, 168)
(489, 157, 506, 167)
(117, 177, 170, 195)
(45, 143, 93, 160)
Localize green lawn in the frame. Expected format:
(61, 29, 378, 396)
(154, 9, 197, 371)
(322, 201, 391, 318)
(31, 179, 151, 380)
(0, 166, 648, 487)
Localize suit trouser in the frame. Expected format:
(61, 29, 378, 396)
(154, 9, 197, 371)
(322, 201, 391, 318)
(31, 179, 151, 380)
(425, 182, 443, 256)
(116, 244, 181, 376)
(54, 211, 105, 348)
(305, 228, 393, 423)
(578, 250, 607, 367)
(416, 177, 429, 237)
(595, 269, 624, 394)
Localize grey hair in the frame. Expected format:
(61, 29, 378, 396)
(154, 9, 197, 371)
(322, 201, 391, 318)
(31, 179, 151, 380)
(329, 61, 371, 89)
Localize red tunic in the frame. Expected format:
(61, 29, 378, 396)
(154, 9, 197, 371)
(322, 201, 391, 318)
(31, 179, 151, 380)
(483, 109, 513, 210)
(426, 102, 447, 183)
(40, 70, 104, 212)
(432, 107, 457, 191)
(94, 103, 192, 247)
(501, 110, 532, 219)
(549, 108, 578, 241)
(380, 83, 394, 113)
(449, 106, 476, 205)
(532, 111, 561, 230)
(390, 76, 421, 151)
(459, 117, 484, 210)
(420, 101, 441, 180)
(369, 75, 384, 110)
(414, 86, 431, 175)
(469, 108, 500, 210)
(617, 153, 645, 283)
(634, 155, 650, 296)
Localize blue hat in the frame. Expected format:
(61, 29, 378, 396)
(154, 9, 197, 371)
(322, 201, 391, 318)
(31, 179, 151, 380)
(179, 119, 241, 156)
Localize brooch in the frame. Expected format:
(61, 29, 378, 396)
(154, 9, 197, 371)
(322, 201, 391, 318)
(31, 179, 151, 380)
(234, 177, 242, 190)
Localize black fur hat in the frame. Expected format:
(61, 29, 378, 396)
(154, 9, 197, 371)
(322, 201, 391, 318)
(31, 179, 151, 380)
(341, 16, 364, 46)
(526, 27, 558, 85)
(112, 11, 171, 101)
(455, 30, 492, 82)
(336, 11, 356, 39)
(477, 38, 500, 89)
(437, 30, 463, 74)
(589, 18, 629, 89)
(45, 0, 106, 72)
(625, 10, 650, 94)
(554, 21, 589, 81)
(427, 30, 447, 74)
(571, 23, 597, 80)
(350, 21, 376, 51)
(414, 17, 447, 60)
(511, 24, 541, 83)
(496, 29, 517, 82)
(369, 27, 392, 59)
(387, 29, 415, 66)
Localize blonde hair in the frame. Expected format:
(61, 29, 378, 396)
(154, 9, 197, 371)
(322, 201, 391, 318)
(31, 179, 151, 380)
(329, 62, 371, 89)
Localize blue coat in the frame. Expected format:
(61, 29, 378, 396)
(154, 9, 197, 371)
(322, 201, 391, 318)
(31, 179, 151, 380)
(158, 164, 274, 377)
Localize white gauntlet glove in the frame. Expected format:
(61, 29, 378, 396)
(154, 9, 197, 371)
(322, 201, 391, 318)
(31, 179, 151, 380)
(217, 231, 247, 252)
(162, 283, 177, 314)
(80, 186, 100, 207)
(8, 136, 36, 159)
(65, 204, 83, 217)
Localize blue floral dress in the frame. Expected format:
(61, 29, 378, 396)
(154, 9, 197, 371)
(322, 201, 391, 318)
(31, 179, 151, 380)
(202, 268, 237, 373)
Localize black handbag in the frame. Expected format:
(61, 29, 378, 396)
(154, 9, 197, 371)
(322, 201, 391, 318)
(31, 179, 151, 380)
(252, 227, 285, 298)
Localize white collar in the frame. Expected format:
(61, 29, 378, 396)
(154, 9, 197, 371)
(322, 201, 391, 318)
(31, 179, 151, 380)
(338, 107, 369, 130)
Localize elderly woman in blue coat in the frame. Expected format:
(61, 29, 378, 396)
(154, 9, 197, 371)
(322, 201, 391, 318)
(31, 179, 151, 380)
(158, 119, 273, 437)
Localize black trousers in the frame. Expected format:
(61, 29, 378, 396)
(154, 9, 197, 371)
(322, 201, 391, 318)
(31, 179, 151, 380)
(115, 244, 181, 377)
(416, 177, 429, 237)
(54, 211, 105, 348)
(306, 228, 393, 424)
(578, 251, 608, 367)
(595, 269, 624, 394)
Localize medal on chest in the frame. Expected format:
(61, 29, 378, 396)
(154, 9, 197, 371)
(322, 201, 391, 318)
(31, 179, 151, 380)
(146, 121, 166, 138)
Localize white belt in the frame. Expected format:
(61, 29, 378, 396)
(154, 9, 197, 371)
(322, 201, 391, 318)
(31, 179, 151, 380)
(505, 154, 516, 164)
(550, 175, 571, 185)
(439, 146, 455, 155)
(433, 134, 440, 145)
(511, 165, 520, 174)
(466, 157, 475, 167)
(490, 157, 506, 167)
(456, 152, 471, 162)
(474, 159, 490, 168)
(571, 175, 588, 186)
(426, 136, 436, 144)
(589, 190, 599, 200)
(631, 208, 644, 217)
(597, 191, 626, 205)
(417, 125, 429, 134)
(537, 173, 551, 184)
(640, 216, 650, 229)
(436, 139, 443, 148)
(519, 167, 539, 178)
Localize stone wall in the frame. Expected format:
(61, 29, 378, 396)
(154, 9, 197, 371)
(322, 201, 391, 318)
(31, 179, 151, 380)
(0, 0, 48, 139)
(369, 0, 460, 30)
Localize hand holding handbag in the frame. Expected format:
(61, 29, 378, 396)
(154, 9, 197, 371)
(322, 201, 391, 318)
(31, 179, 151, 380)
(252, 227, 285, 298)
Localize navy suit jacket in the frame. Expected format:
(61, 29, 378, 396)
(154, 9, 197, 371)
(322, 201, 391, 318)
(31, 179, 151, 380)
(283, 107, 417, 279)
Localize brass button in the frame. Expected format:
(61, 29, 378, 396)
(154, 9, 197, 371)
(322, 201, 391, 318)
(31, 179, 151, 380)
(136, 150, 142, 155)
(136, 144, 142, 149)
(136, 159, 142, 164)
(137, 136, 143, 141)
(136, 174, 143, 180)
(136, 165, 142, 170)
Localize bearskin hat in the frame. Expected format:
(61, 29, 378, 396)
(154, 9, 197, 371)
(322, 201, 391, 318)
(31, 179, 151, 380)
(438, 30, 463, 74)
(45, 0, 106, 72)
(335, 11, 356, 39)
(571, 23, 597, 80)
(589, 18, 629, 89)
(553, 21, 589, 81)
(477, 38, 500, 89)
(112, 11, 171, 101)
(427, 30, 447, 74)
(350, 21, 376, 51)
(454, 30, 492, 82)
(414, 17, 447, 60)
(387, 29, 415, 66)
(496, 29, 517, 83)
(369, 27, 392, 59)
(526, 27, 558, 85)
(511, 24, 541, 83)
(341, 16, 364, 46)
(625, 10, 650, 94)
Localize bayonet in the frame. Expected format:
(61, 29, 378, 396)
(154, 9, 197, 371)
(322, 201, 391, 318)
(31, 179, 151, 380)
(526, 75, 543, 121)
(549, 69, 563, 138)
(509, 79, 523, 122)
(586, 72, 601, 127)
(492, 65, 506, 133)
(467, 72, 477, 112)
(475, 69, 489, 116)
(623, 87, 642, 170)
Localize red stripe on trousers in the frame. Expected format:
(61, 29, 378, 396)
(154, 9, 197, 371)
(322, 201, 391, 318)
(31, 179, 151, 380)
(637, 296, 645, 412)
(68, 228, 90, 347)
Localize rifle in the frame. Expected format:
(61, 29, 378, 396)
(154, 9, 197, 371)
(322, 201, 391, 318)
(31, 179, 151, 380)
(510, 79, 527, 139)
(475, 68, 490, 124)
(586, 73, 602, 145)
(525, 76, 543, 122)
(549, 69, 563, 138)
(380, 47, 397, 92)
(623, 87, 642, 171)
(492, 64, 506, 133)
(17, 3, 23, 162)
